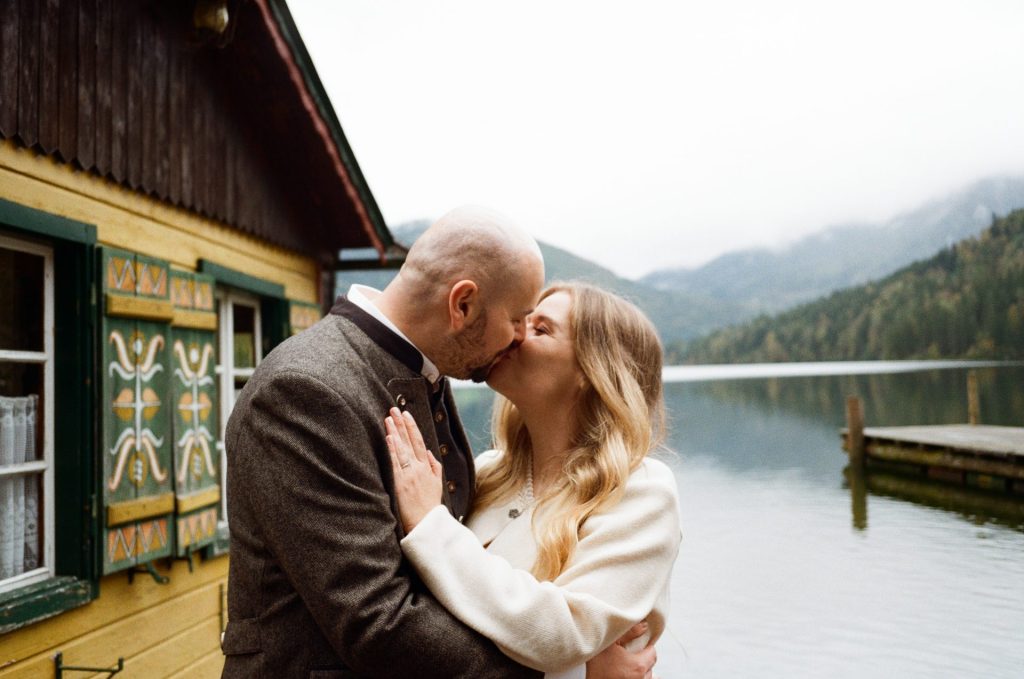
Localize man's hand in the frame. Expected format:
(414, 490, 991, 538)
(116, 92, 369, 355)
(585, 622, 657, 679)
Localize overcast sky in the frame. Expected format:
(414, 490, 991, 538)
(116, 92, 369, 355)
(287, 0, 1024, 278)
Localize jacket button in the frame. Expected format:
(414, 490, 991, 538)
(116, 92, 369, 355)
(447, 480, 456, 493)
(439, 444, 449, 456)
(434, 411, 444, 423)
(396, 394, 407, 407)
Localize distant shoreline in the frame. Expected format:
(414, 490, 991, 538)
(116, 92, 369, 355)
(452, 360, 1023, 389)
(663, 359, 1022, 383)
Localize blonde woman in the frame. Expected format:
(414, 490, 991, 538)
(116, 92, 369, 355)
(385, 282, 681, 679)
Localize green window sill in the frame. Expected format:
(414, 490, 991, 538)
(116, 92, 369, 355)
(0, 576, 96, 635)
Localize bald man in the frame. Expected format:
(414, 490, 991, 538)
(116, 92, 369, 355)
(222, 207, 547, 678)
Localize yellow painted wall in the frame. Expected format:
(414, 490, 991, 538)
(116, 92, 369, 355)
(0, 559, 228, 679)
(0, 140, 330, 677)
(0, 140, 320, 303)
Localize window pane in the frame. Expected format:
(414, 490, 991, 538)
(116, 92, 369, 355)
(0, 365, 43, 463)
(233, 304, 256, 369)
(0, 396, 41, 580)
(0, 247, 44, 352)
(23, 471, 42, 572)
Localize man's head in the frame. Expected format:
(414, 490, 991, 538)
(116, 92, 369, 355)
(377, 206, 545, 381)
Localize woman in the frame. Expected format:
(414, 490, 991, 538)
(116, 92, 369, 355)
(385, 282, 681, 677)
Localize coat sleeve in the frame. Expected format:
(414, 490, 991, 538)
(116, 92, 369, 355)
(232, 369, 541, 679)
(400, 458, 682, 673)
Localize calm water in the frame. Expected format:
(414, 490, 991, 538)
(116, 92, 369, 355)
(452, 363, 1024, 679)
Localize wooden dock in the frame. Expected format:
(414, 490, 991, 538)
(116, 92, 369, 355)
(841, 423, 1024, 493)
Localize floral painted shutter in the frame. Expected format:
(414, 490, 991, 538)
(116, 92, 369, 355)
(101, 248, 174, 574)
(168, 271, 220, 556)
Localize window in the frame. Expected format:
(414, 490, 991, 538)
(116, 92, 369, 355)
(215, 290, 262, 525)
(0, 200, 96, 633)
(0, 235, 54, 595)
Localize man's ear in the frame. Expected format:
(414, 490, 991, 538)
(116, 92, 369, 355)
(448, 280, 480, 331)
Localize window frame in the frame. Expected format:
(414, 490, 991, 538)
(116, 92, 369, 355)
(0, 199, 98, 634)
(214, 289, 263, 528)
(0, 234, 56, 595)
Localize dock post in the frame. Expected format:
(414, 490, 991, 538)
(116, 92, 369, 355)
(846, 396, 865, 469)
(967, 370, 980, 425)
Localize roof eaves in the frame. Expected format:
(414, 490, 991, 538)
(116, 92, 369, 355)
(258, 0, 396, 261)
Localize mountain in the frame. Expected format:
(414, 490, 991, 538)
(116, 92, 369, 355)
(337, 222, 740, 344)
(675, 209, 1024, 363)
(642, 175, 1024, 317)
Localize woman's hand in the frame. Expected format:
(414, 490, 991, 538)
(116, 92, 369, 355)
(385, 407, 444, 533)
(585, 622, 657, 679)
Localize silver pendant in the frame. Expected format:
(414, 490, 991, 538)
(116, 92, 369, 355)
(508, 508, 521, 519)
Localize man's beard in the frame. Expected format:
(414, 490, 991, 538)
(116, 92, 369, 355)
(449, 310, 516, 382)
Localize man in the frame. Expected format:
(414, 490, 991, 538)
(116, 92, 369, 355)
(222, 207, 655, 678)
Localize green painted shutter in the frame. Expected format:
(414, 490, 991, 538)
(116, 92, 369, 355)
(168, 271, 220, 556)
(100, 248, 174, 574)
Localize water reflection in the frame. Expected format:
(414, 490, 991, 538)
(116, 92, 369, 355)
(844, 464, 1024, 532)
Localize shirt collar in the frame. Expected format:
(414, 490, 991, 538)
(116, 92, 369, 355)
(346, 284, 441, 384)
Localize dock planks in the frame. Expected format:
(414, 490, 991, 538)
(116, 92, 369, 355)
(859, 425, 1024, 458)
(841, 423, 1024, 490)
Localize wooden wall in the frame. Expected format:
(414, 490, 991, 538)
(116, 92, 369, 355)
(0, 138, 322, 678)
(0, 559, 228, 679)
(0, 0, 374, 262)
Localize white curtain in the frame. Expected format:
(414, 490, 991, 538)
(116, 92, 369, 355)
(0, 395, 38, 581)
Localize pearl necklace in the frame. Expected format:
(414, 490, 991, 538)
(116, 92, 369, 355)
(508, 464, 535, 519)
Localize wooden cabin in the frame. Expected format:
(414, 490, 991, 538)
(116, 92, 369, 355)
(0, 1, 399, 676)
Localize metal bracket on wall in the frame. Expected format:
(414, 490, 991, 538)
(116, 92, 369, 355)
(54, 652, 124, 678)
(173, 545, 196, 573)
(127, 560, 170, 585)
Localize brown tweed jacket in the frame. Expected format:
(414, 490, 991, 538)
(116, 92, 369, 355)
(221, 306, 541, 679)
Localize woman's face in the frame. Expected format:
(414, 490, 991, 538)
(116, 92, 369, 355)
(486, 291, 583, 409)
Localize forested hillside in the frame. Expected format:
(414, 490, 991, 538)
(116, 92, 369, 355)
(644, 175, 1024, 316)
(675, 210, 1024, 363)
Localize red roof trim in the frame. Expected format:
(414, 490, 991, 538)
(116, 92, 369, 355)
(254, 0, 384, 256)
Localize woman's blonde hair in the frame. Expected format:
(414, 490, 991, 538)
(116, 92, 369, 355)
(473, 282, 666, 581)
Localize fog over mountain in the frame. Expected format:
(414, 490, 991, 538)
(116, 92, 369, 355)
(641, 176, 1024, 317)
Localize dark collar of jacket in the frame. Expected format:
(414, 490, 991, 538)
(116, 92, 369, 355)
(330, 295, 427, 379)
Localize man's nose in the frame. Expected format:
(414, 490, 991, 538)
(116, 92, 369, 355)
(512, 323, 527, 344)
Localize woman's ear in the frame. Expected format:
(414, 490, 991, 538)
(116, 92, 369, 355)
(447, 279, 480, 331)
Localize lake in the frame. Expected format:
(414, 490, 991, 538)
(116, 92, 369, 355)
(452, 362, 1024, 679)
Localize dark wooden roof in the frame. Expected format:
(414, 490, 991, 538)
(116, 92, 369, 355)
(0, 0, 397, 265)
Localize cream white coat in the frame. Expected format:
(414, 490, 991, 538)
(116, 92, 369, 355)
(401, 450, 682, 675)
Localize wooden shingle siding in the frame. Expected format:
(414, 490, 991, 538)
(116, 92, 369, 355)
(0, 0, 382, 260)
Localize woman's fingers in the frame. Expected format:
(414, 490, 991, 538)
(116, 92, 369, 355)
(401, 411, 433, 465)
(389, 407, 412, 449)
(387, 408, 440, 479)
(385, 415, 411, 469)
(385, 431, 403, 476)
